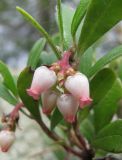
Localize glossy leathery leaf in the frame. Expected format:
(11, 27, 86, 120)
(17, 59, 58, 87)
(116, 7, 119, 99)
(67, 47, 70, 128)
(57, 4, 75, 49)
(90, 68, 116, 104)
(79, 47, 93, 76)
(92, 120, 122, 153)
(71, 0, 90, 37)
(88, 45, 122, 77)
(96, 120, 122, 138)
(94, 79, 122, 132)
(78, 0, 122, 53)
(93, 136, 122, 153)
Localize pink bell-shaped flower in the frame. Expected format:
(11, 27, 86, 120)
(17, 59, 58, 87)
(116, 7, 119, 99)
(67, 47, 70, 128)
(57, 94, 79, 123)
(0, 130, 15, 152)
(42, 90, 58, 115)
(27, 66, 57, 100)
(65, 72, 92, 108)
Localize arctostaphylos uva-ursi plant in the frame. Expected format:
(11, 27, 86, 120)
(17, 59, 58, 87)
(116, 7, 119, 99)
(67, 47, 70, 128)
(0, 0, 122, 160)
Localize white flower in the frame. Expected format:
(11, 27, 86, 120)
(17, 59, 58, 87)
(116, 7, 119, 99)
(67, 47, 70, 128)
(65, 72, 92, 108)
(42, 90, 58, 115)
(27, 66, 57, 100)
(57, 94, 79, 123)
(0, 130, 15, 152)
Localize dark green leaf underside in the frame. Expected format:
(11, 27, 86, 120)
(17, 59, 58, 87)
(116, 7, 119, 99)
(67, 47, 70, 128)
(17, 67, 41, 121)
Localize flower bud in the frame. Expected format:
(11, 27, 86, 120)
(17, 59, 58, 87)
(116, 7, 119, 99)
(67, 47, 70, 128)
(0, 130, 15, 152)
(42, 90, 58, 115)
(27, 66, 57, 100)
(65, 72, 92, 108)
(57, 94, 79, 123)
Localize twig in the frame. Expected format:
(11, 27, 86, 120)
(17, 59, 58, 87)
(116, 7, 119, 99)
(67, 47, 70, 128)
(20, 108, 33, 119)
(36, 116, 82, 158)
(10, 102, 24, 120)
(10, 102, 33, 119)
(73, 117, 87, 150)
(72, 117, 95, 160)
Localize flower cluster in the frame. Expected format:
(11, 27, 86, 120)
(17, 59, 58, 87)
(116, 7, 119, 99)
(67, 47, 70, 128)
(0, 130, 15, 152)
(27, 51, 92, 123)
(0, 115, 16, 152)
(0, 103, 23, 152)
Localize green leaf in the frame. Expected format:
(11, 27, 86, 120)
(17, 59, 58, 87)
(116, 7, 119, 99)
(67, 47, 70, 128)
(57, 0, 64, 49)
(59, 4, 75, 49)
(88, 45, 122, 77)
(78, 0, 122, 53)
(94, 79, 122, 132)
(92, 120, 122, 153)
(54, 149, 66, 160)
(78, 107, 90, 122)
(79, 47, 93, 76)
(93, 136, 122, 153)
(40, 51, 57, 65)
(0, 60, 18, 97)
(71, 0, 90, 38)
(118, 59, 122, 80)
(80, 118, 95, 142)
(90, 68, 116, 104)
(17, 67, 41, 121)
(51, 108, 63, 130)
(96, 120, 122, 138)
(27, 38, 46, 70)
(16, 6, 61, 59)
(0, 83, 17, 105)
(52, 33, 61, 46)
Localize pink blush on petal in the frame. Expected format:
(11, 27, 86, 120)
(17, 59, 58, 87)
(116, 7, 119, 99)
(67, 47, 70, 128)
(26, 89, 40, 100)
(79, 97, 93, 108)
(1, 147, 9, 152)
(42, 108, 52, 115)
(65, 115, 75, 123)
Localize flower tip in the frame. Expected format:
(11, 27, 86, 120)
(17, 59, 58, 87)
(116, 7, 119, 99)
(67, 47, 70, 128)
(26, 89, 40, 100)
(65, 115, 75, 123)
(79, 97, 93, 108)
(0, 131, 15, 153)
(42, 108, 52, 115)
(1, 147, 9, 152)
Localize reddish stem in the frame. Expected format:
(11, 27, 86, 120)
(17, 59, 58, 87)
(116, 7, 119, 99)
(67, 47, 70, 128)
(58, 51, 72, 71)
(73, 118, 87, 150)
(10, 102, 24, 120)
